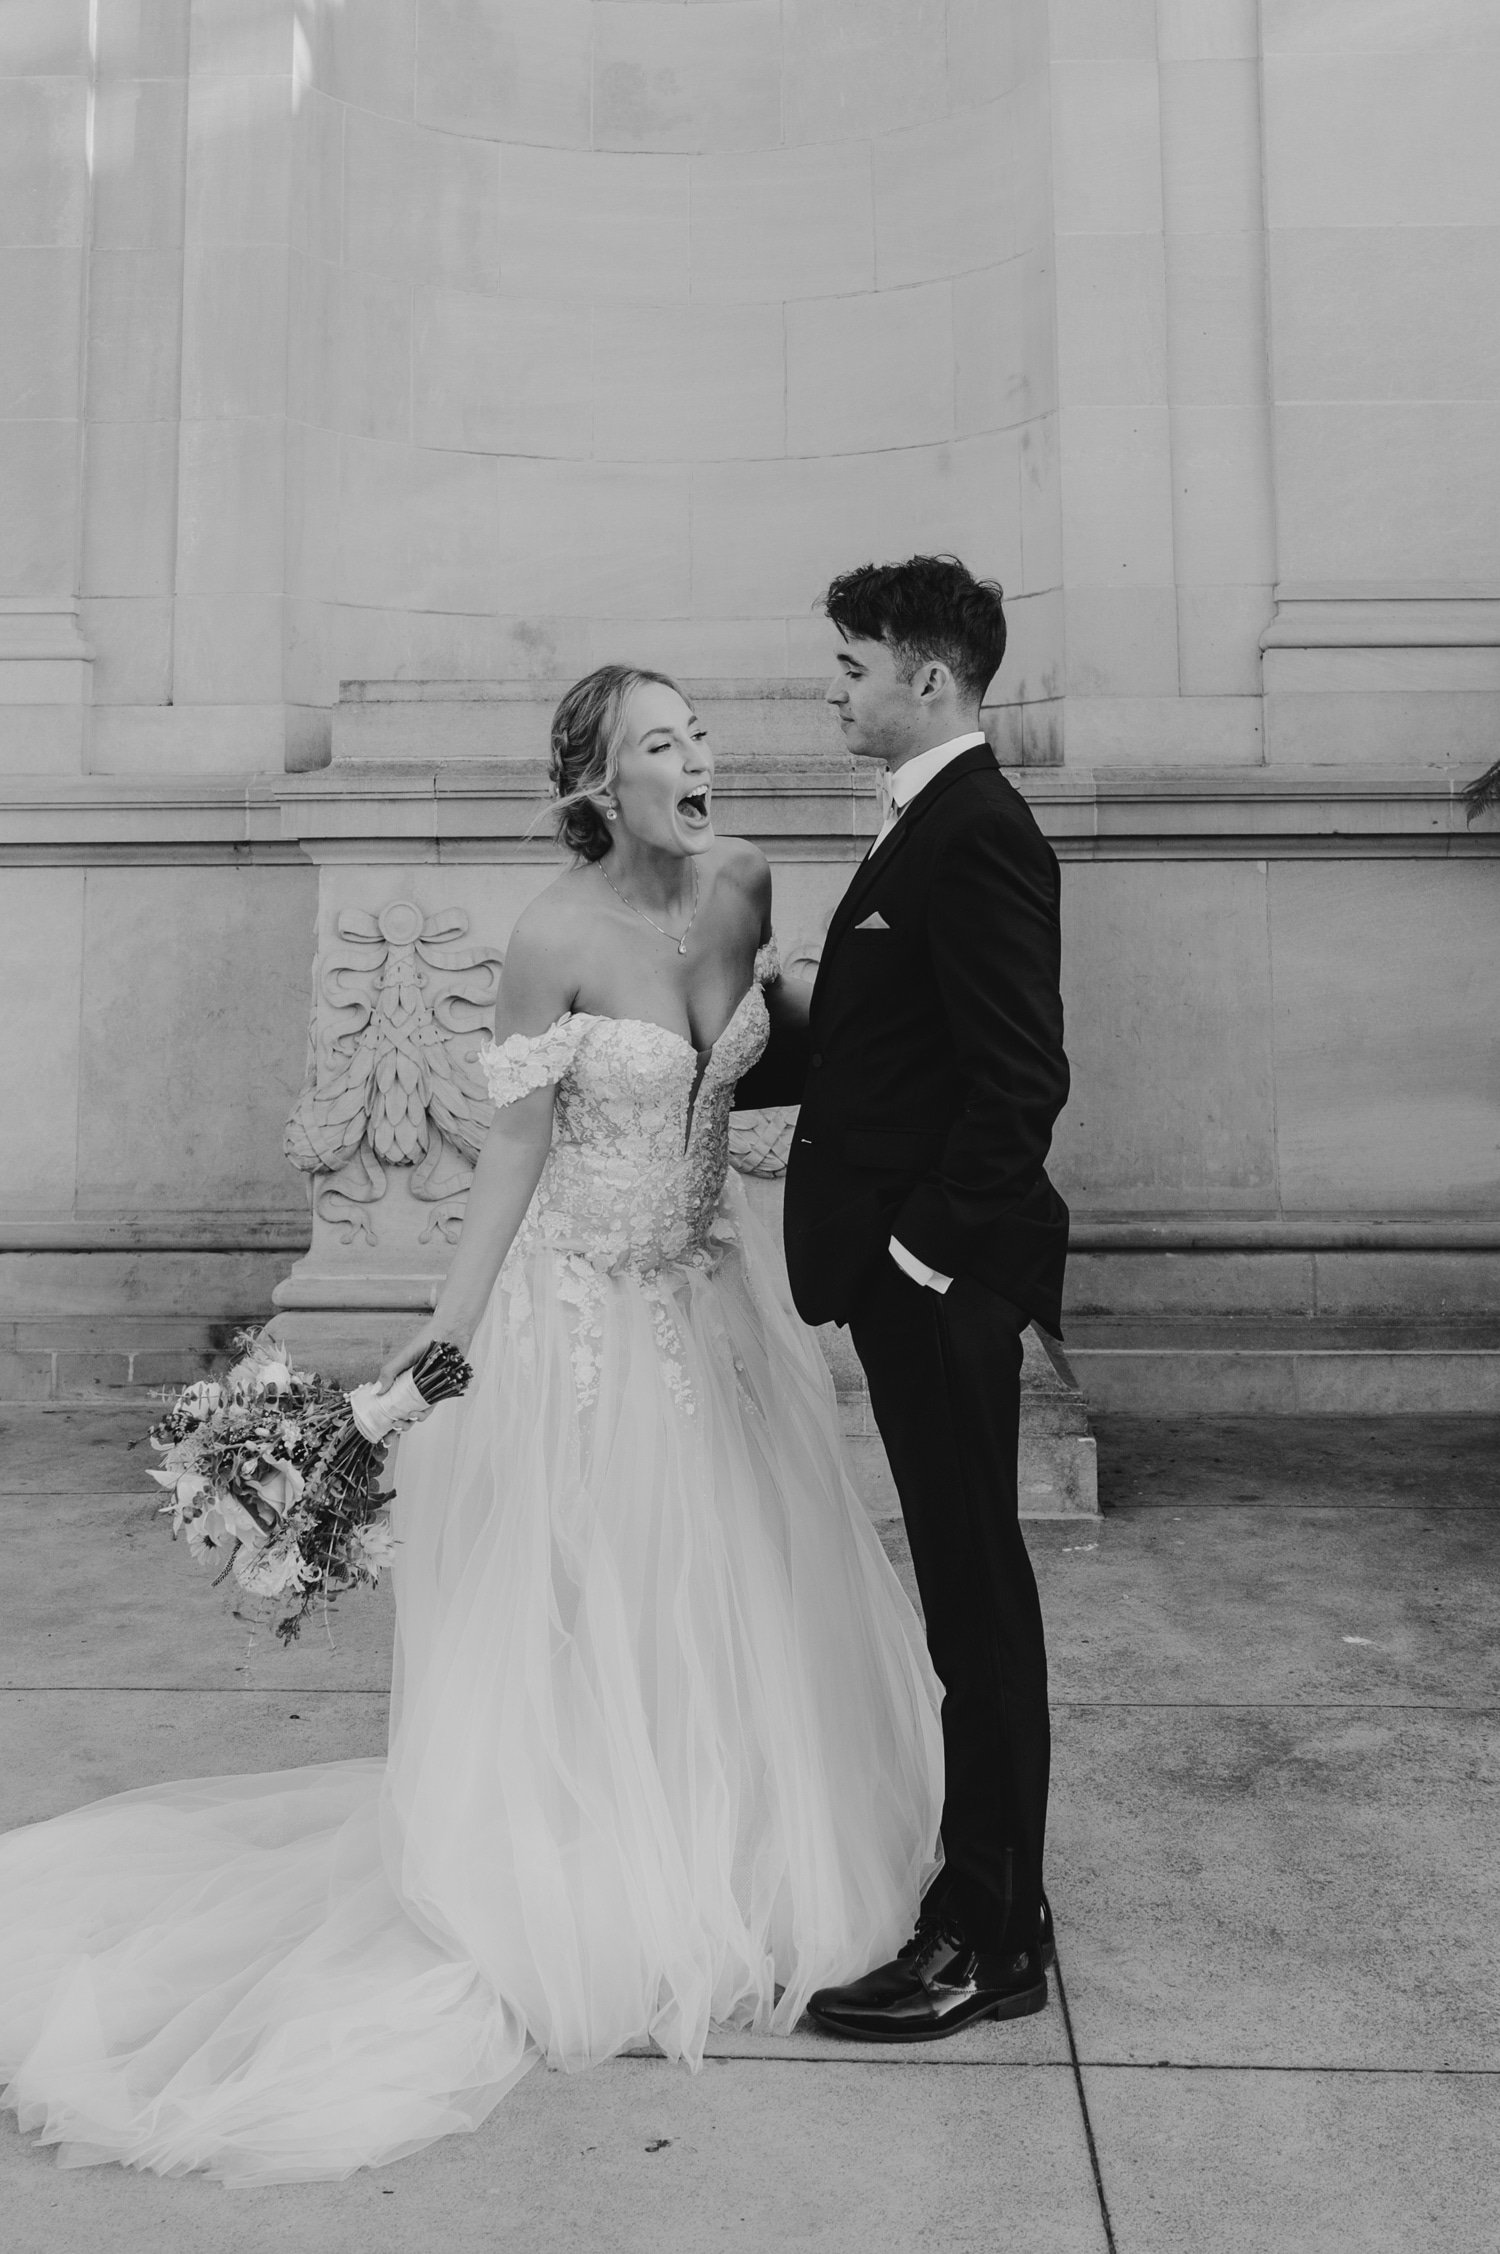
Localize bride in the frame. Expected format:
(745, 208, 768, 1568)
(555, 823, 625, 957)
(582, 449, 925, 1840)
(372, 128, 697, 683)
(0, 664, 943, 2187)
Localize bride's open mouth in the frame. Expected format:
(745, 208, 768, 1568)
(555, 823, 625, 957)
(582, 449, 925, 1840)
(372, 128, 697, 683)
(677, 785, 712, 830)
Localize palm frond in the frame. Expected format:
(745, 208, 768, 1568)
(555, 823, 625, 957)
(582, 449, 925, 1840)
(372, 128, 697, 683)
(1461, 758, 1500, 821)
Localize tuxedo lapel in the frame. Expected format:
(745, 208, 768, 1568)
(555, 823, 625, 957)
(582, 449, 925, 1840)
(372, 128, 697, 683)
(818, 742, 997, 975)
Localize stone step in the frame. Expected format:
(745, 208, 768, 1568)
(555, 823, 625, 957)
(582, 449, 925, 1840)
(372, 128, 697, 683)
(1067, 1317, 1500, 1350)
(1066, 1319, 1500, 1414)
(833, 1327, 1099, 1521)
(0, 1312, 1101, 1522)
(0, 1317, 259, 1403)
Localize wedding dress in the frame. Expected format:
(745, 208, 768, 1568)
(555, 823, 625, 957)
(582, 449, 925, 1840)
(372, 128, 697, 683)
(0, 947, 943, 2186)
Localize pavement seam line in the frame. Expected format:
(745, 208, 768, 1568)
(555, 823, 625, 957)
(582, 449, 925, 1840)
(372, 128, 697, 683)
(6, 1692, 1500, 1710)
(1054, 1954, 1120, 2254)
(1074, 2061, 1500, 2077)
(632, 2053, 1077, 2068)
(1052, 1700, 1500, 1712)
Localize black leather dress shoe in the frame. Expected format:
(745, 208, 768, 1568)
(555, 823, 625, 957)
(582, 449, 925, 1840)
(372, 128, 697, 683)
(806, 1919, 1047, 2043)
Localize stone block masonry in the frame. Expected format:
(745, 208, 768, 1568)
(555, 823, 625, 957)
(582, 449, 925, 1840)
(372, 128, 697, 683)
(0, 2, 1496, 1409)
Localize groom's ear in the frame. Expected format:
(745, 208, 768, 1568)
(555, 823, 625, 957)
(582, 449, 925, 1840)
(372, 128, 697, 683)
(913, 659, 952, 703)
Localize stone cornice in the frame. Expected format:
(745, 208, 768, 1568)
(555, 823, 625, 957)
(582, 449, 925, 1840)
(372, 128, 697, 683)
(0, 762, 1493, 861)
(1264, 584, 1500, 648)
(336, 676, 834, 701)
(1027, 766, 1497, 857)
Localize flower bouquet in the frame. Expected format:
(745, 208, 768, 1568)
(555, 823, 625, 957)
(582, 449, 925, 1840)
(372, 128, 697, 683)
(148, 1333, 471, 1644)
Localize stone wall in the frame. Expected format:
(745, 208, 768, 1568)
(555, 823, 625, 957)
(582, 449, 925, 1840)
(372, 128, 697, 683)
(5, 1, 1497, 772)
(1260, 3, 1500, 766)
(0, 0, 1051, 772)
(1, 1, 1497, 1400)
(1012, 0, 1275, 767)
(292, 0, 1050, 726)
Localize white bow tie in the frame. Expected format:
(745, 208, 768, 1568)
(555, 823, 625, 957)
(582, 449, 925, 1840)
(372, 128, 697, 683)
(876, 767, 899, 826)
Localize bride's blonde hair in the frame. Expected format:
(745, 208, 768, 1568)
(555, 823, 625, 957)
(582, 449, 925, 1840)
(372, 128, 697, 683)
(549, 664, 686, 862)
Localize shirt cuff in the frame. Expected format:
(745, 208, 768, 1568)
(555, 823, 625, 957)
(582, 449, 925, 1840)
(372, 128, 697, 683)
(889, 1235, 953, 1294)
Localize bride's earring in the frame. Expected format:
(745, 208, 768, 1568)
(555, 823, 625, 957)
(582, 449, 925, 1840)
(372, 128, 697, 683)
(605, 802, 618, 822)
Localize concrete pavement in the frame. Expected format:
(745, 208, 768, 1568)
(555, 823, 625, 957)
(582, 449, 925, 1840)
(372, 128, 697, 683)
(1, 1407, 1497, 2252)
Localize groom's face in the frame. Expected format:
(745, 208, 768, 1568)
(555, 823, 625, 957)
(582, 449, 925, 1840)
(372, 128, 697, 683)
(826, 634, 920, 765)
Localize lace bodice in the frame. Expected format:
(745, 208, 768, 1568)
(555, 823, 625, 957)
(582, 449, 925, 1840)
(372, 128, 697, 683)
(479, 944, 776, 1279)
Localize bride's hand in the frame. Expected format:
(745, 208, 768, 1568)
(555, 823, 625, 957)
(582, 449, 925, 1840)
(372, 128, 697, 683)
(376, 1320, 468, 1395)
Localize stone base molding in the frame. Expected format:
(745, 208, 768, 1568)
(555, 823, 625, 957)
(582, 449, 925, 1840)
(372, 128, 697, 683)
(0, 603, 92, 778)
(1263, 584, 1500, 766)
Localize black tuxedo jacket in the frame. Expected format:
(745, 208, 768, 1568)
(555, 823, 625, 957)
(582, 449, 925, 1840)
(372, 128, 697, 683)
(779, 743, 1070, 1333)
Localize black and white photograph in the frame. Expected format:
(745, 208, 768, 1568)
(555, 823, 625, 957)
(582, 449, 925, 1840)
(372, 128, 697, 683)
(0, 3, 1497, 2248)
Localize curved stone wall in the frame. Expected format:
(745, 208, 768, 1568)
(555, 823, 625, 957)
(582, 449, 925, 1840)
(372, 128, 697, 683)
(290, 0, 1042, 718)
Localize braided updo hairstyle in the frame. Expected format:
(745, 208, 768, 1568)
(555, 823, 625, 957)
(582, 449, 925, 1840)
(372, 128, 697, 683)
(548, 664, 686, 862)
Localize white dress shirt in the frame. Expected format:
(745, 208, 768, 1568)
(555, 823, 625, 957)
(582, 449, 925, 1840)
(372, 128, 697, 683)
(873, 731, 988, 1294)
(868, 730, 987, 860)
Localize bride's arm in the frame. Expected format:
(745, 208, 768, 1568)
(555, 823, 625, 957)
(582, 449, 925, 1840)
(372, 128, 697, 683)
(748, 847, 812, 1034)
(376, 908, 576, 1391)
(764, 959, 811, 1039)
(726, 843, 812, 1107)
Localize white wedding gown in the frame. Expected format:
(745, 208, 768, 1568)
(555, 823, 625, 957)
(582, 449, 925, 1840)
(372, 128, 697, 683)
(0, 953, 943, 2186)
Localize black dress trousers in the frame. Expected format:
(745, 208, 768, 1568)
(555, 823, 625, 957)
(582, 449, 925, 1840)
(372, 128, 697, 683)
(848, 1262, 1050, 1957)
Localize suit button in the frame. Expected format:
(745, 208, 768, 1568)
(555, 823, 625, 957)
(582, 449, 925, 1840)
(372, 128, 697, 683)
(811, 1052, 824, 1067)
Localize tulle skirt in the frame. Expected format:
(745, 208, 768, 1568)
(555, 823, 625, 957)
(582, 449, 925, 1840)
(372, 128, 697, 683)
(0, 1179, 943, 2185)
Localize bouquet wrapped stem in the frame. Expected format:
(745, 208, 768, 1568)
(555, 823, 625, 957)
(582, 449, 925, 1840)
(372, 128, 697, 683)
(148, 1335, 472, 1644)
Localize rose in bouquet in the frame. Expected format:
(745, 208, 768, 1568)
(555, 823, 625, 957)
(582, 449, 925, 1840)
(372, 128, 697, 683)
(148, 1332, 470, 1643)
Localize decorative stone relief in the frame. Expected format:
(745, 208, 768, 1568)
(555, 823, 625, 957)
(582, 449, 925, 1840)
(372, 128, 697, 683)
(728, 1110, 797, 1179)
(275, 904, 823, 1324)
(284, 902, 503, 1248)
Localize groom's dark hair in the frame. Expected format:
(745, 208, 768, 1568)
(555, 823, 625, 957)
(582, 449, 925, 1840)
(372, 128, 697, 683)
(822, 555, 1006, 703)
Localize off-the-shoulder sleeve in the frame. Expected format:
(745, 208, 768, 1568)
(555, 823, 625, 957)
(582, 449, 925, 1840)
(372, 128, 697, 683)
(753, 935, 782, 987)
(477, 1015, 585, 1110)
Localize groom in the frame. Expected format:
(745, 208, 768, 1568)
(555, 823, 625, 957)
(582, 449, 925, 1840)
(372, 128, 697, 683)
(785, 555, 1070, 2038)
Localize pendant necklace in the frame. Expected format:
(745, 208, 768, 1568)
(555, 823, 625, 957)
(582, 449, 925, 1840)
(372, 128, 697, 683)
(600, 857, 700, 956)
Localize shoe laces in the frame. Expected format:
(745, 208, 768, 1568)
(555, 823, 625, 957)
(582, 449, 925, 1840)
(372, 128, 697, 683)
(897, 1903, 961, 1964)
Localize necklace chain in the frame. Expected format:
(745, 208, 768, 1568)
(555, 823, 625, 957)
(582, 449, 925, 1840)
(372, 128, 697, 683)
(599, 857, 701, 956)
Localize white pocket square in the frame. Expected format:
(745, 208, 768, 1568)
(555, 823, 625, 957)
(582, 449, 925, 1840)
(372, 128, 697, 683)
(855, 911, 890, 930)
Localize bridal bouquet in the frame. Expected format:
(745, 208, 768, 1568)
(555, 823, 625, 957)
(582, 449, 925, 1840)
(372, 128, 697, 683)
(147, 1332, 470, 1643)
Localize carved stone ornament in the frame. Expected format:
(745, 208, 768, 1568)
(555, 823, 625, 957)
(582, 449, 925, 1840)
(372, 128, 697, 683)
(285, 901, 504, 1246)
